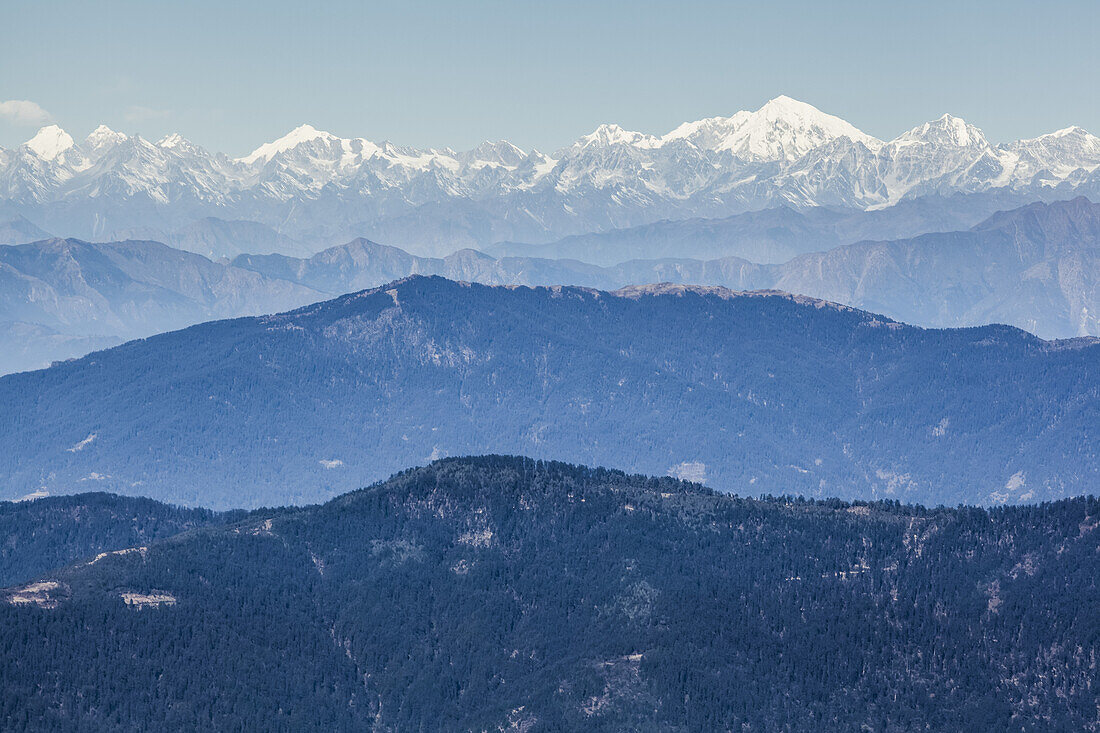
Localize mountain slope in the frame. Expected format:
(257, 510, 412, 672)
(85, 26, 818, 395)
(0, 214, 52, 245)
(3, 457, 1097, 731)
(769, 197, 1100, 337)
(0, 238, 324, 373)
(0, 276, 1095, 508)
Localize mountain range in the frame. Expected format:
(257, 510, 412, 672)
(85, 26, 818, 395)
(3, 457, 1097, 731)
(3, 197, 1097, 375)
(487, 190, 1052, 265)
(233, 197, 1100, 339)
(1, 276, 1095, 509)
(3, 96, 1100, 254)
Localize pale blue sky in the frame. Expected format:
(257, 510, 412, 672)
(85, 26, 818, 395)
(3, 0, 1098, 154)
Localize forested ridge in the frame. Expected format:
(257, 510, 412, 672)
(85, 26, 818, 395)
(0, 493, 242, 587)
(1, 276, 1096, 508)
(3, 456, 1097, 731)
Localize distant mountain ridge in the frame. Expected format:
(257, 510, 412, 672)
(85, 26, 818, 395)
(0, 214, 51, 245)
(0, 238, 324, 373)
(2, 197, 1098, 375)
(231, 197, 1100, 338)
(487, 190, 1047, 265)
(3, 97, 1099, 253)
(110, 217, 314, 259)
(0, 276, 1095, 508)
(764, 197, 1100, 337)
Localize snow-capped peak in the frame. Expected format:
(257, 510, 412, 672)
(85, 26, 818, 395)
(157, 132, 186, 149)
(895, 114, 988, 148)
(663, 111, 752, 149)
(464, 140, 528, 167)
(757, 95, 819, 117)
(715, 96, 882, 160)
(1047, 126, 1089, 138)
(87, 124, 122, 138)
(664, 96, 879, 160)
(1004, 126, 1100, 177)
(1014, 126, 1097, 144)
(24, 125, 74, 161)
(239, 124, 337, 165)
(576, 123, 661, 149)
(83, 125, 129, 156)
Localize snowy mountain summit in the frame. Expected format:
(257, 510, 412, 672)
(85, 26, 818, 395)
(666, 95, 880, 160)
(24, 125, 75, 161)
(3, 96, 1100, 247)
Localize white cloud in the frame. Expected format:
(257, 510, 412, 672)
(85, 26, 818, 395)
(0, 100, 53, 126)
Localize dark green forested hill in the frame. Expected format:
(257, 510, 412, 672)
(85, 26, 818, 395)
(0, 276, 1097, 509)
(3, 457, 1097, 731)
(0, 493, 236, 586)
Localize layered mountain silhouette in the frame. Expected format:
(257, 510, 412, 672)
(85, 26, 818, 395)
(4, 197, 1096, 376)
(237, 197, 1100, 339)
(487, 191, 1044, 265)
